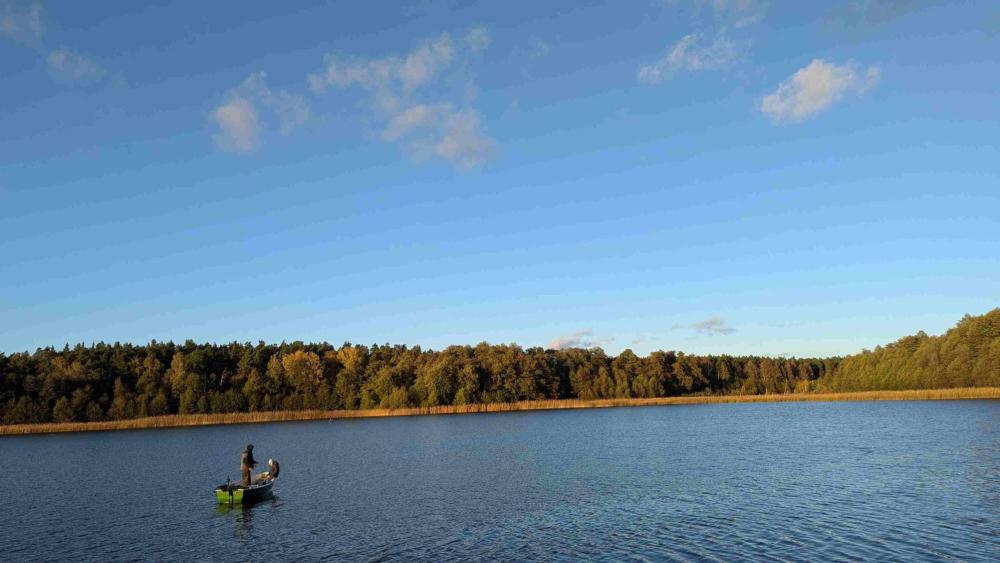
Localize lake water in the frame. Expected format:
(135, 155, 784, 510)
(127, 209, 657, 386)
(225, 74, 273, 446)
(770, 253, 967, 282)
(3, 401, 998, 561)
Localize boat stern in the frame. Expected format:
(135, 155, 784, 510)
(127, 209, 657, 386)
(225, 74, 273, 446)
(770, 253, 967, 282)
(215, 486, 243, 504)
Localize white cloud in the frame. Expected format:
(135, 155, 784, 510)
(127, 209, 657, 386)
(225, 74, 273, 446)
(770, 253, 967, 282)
(210, 98, 260, 154)
(638, 32, 741, 84)
(308, 32, 457, 94)
(691, 316, 736, 335)
(309, 27, 496, 169)
(382, 104, 436, 142)
(760, 59, 880, 122)
(382, 104, 496, 168)
(4, 3, 119, 87)
(432, 109, 496, 169)
(547, 329, 615, 350)
(47, 49, 102, 82)
(0, 0, 41, 46)
(400, 33, 455, 91)
(210, 72, 310, 153)
(239, 71, 310, 134)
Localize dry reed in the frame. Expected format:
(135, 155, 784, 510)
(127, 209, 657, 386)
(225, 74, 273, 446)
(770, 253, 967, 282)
(2, 387, 998, 436)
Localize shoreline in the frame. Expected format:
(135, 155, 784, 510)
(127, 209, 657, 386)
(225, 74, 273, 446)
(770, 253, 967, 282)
(2, 387, 998, 436)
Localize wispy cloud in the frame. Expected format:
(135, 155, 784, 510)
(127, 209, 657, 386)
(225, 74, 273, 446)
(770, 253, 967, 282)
(0, 0, 41, 46)
(547, 329, 614, 350)
(630, 334, 664, 347)
(241, 72, 311, 134)
(691, 316, 737, 335)
(210, 98, 261, 154)
(308, 28, 496, 169)
(638, 31, 742, 84)
(210, 71, 310, 154)
(3, 2, 117, 87)
(412, 107, 495, 168)
(380, 102, 495, 166)
(760, 59, 880, 122)
(642, 0, 760, 85)
(308, 32, 458, 95)
(47, 49, 103, 83)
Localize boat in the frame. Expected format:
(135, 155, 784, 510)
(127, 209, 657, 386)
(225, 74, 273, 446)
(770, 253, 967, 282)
(215, 477, 275, 505)
(215, 461, 279, 505)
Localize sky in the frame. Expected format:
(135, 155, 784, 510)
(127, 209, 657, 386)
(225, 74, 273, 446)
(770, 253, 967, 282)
(1, 0, 998, 357)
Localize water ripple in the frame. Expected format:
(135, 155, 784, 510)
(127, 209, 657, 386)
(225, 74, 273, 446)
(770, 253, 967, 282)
(1, 401, 998, 561)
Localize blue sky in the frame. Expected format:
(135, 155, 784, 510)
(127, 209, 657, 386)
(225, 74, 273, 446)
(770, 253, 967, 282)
(1, 0, 998, 357)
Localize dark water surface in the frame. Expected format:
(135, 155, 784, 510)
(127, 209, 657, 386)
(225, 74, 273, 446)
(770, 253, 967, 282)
(3, 401, 999, 562)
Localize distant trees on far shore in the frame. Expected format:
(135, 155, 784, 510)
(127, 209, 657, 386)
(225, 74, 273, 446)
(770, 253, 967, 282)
(1, 309, 998, 425)
(820, 309, 1000, 391)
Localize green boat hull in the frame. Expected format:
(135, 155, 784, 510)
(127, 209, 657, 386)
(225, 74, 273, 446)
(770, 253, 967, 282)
(215, 479, 274, 505)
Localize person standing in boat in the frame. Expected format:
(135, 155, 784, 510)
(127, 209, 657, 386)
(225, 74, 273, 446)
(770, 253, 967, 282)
(240, 444, 258, 486)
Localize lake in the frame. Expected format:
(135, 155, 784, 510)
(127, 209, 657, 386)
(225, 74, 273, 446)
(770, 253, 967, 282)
(3, 401, 998, 561)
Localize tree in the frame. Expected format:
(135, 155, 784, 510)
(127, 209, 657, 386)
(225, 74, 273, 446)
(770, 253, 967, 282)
(243, 368, 265, 411)
(107, 378, 136, 420)
(52, 397, 74, 423)
(282, 350, 323, 395)
(415, 354, 458, 407)
(166, 353, 189, 398)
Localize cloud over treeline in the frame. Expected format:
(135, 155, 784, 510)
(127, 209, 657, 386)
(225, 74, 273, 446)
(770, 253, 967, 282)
(547, 329, 614, 350)
(691, 316, 737, 335)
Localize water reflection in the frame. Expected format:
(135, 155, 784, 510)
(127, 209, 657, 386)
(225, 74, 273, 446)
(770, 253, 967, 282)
(215, 496, 280, 541)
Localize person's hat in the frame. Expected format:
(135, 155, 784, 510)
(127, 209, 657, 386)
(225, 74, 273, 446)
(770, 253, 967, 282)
(268, 458, 274, 465)
(246, 444, 254, 450)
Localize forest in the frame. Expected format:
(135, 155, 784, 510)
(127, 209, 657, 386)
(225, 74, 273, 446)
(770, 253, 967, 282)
(1, 309, 997, 425)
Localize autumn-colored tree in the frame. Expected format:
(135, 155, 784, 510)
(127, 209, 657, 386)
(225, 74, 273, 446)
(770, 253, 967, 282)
(282, 350, 323, 395)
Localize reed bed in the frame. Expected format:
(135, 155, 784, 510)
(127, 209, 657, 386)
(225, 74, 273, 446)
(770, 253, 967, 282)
(3, 387, 998, 436)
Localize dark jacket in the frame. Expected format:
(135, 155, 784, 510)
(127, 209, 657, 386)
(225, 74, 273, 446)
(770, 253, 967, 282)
(241, 449, 256, 471)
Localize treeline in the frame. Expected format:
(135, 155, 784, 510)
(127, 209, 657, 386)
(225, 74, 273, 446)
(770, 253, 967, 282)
(1, 309, 997, 425)
(821, 309, 1000, 391)
(0, 342, 833, 425)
